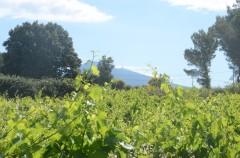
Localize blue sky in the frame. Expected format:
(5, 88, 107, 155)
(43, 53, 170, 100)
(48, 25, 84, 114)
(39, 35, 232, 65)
(0, 0, 237, 87)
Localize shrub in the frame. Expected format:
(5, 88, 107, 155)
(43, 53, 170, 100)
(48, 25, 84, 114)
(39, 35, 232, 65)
(0, 74, 75, 98)
(110, 79, 126, 90)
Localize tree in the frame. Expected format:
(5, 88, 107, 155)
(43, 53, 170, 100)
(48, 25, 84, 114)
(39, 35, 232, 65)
(211, 2, 240, 82)
(97, 55, 114, 85)
(2, 21, 81, 79)
(147, 65, 170, 87)
(111, 79, 126, 90)
(148, 75, 166, 87)
(0, 53, 3, 70)
(184, 30, 218, 89)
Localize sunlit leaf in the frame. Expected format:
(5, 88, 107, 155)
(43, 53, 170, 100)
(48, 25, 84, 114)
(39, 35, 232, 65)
(89, 86, 102, 101)
(91, 65, 99, 76)
(17, 123, 26, 130)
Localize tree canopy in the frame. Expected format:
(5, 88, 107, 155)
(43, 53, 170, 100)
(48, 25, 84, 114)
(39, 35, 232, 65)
(184, 30, 218, 89)
(211, 2, 240, 82)
(1, 21, 81, 79)
(110, 79, 126, 90)
(0, 53, 3, 69)
(97, 55, 114, 85)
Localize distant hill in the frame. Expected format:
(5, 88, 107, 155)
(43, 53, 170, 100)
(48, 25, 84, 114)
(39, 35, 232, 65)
(112, 67, 183, 87)
(112, 68, 151, 87)
(81, 63, 183, 87)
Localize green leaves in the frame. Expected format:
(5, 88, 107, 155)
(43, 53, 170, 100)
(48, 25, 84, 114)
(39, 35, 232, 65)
(221, 117, 228, 127)
(97, 111, 108, 136)
(89, 85, 102, 101)
(91, 65, 99, 76)
(1, 77, 240, 157)
(75, 75, 82, 91)
(160, 83, 170, 94)
(3, 21, 81, 79)
(186, 103, 195, 110)
(17, 123, 26, 130)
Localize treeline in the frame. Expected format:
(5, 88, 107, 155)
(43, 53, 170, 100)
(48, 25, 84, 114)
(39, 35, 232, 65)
(0, 56, 132, 98)
(184, 2, 240, 88)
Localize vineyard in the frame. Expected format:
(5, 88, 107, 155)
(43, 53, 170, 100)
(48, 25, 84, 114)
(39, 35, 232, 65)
(1, 76, 240, 157)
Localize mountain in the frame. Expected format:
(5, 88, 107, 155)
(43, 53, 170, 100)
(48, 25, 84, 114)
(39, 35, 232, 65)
(112, 68, 151, 87)
(80, 63, 183, 87)
(112, 68, 183, 87)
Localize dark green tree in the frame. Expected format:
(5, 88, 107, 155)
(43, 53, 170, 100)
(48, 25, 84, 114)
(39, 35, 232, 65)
(97, 55, 114, 85)
(147, 65, 170, 87)
(211, 1, 240, 82)
(2, 21, 81, 79)
(0, 53, 3, 70)
(184, 30, 218, 89)
(111, 79, 125, 90)
(148, 75, 165, 87)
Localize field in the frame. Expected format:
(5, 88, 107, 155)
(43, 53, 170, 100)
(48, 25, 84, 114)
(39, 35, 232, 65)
(1, 77, 240, 157)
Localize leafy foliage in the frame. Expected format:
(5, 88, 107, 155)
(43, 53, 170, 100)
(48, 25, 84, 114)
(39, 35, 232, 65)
(1, 73, 240, 157)
(0, 74, 75, 98)
(2, 21, 81, 79)
(148, 73, 169, 88)
(110, 79, 126, 90)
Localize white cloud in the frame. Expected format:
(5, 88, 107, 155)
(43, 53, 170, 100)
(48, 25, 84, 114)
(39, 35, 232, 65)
(0, 0, 113, 23)
(161, 0, 236, 11)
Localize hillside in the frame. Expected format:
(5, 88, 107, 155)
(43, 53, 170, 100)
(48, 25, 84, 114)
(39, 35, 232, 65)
(112, 68, 151, 87)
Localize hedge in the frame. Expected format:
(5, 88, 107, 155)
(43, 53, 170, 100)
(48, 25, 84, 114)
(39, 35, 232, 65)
(0, 74, 75, 98)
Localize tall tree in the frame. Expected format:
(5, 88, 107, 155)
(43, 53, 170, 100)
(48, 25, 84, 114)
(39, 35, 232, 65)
(0, 53, 4, 71)
(0, 52, 5, 73)
(184, 30, 218, 89)
(97, 55, 114, 85)
(211, 1, 240, 82)
(2, 21, 81, 79)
